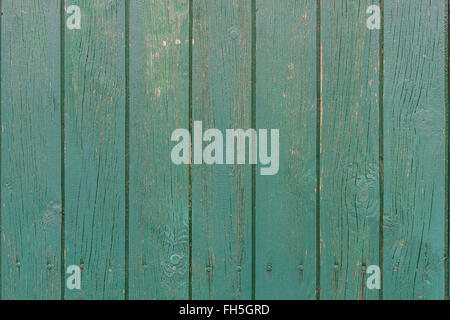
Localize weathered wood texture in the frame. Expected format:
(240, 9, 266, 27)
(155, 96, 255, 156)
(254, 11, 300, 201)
(1, 0, 62, 299)
(320, 0, 381, 299)
(64, 0, 126, 299)
(383, 0, 446, 299)
(255, 0, 316, 299)
(129, 0, 190, 299)
(192, 0, 253, 299)
(0, 0, 449, 300)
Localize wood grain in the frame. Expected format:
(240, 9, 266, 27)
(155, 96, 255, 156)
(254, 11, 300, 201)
(129, 0, 190, 299)
(320, 0, 380, 299)
(383, 0, 446, 299)
(0, 0, 447, 301)
(255, 0, 316, 299)
(1, 0, 62, 299)
(192, 0, 252, 299)
(64, 0, 126, 299)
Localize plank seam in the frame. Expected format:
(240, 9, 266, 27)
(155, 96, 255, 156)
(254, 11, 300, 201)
(251, 0, 257, 301)
(188, 0, 193, 301)
(445, 0, 449, 301)
(60, 0, 66, 301)
(0, 0, 2, 301)
(125, 0, 130, 300)
(379, 0, 385, 300)
(315, 0, 321, 301)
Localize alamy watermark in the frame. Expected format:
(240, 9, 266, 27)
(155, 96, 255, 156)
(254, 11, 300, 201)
(171, 121, 279, 176)
(66, 265, 81, 290)
(66, 5, 81, 30)
(366, 4, 381, 30)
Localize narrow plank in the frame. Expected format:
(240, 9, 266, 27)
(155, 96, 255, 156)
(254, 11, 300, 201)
(320, 0, 380, 299)
(383, 0, 446, 299)
(192, 0, 252, 299)
(64, 0, 126, 299)
(255, 0, 316, 299)
(1, 0, 62, 299)
(129, 0, 189, 299)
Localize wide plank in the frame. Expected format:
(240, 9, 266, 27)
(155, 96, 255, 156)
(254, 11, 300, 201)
(383, 0, 446, 299)
(320, 0, 381, 299)
(129, 0, 190, 299)
(1, 0, 62, 299)
(255, 0, 317, 299)
(64, 0, 126, 299)
(191, 0, 252, 299)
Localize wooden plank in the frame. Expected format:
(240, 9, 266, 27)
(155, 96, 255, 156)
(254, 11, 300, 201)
(255, 0, 316, 299)
(383, 0, 446, 299)
(1, 0, 62, 299)
(129, 0, 190, 299)
(192, 0, 252, 299)
(64, 0, 125, 299)
(320, 0, 380, 299)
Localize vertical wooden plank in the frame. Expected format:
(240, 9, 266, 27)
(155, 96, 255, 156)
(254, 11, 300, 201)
(64, 0, 125, 299)
(129, 0, 189, 299)
(320, 0, 380, 299)
(255, 0, 316, 299)
(192, 0, 252, 299)
(448, 0, 450, 302)
(383, 0, 446, 299)
(1, 0, 61, 299)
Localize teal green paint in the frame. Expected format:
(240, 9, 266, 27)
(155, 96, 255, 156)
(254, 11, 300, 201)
(129, 0, 190, 299)
(446, 0, 450, 301)
(0, 0, 2, 300)
(64, 0, 126, 299)
(124, 0, 129, 300)
(378, 0, 384, 300)
(0, 0, 448, 301)
(192, 0, 252, 299)
(60, 0, 66, 300)
(1, 0, 62, 299)
(251, 0, 256, 300)
(383, 0, 446, 300)
(255, 0, 316, 299)
(188, 0, 193, 301)
(320, 0, 380, 299)
(315, 0, 321, 299)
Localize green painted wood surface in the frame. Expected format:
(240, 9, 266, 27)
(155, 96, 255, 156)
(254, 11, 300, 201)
(0, 0, 448, 300)
(255, 0, 316, 299)
(383, 0, 446, 300)
(192, 0, 252, 299)
(129, 0, 190, 299)
(64, 0, 126, 299)
(1, 0, 62, 299)
(320, 0, 381, 299)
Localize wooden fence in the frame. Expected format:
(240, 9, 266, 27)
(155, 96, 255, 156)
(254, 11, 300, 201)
(0, 0, 448, 300)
